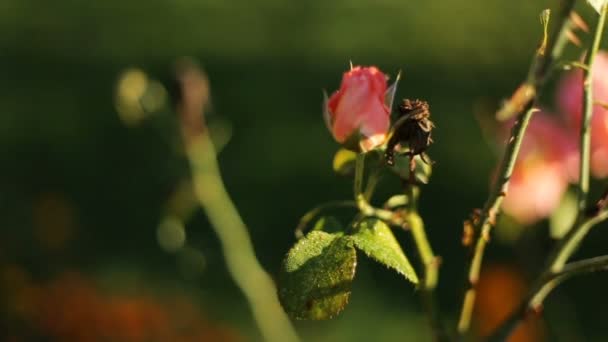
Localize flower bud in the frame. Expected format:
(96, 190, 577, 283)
(325, 66, 393, 152)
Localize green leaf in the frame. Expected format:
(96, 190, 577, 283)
(278, 231, 357, 320)
(312, 216, 344, 235)
(332, 148, 357, 175)
(351, 218, 419, 284)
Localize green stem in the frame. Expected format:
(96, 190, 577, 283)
(545, 2, 608, 277)
(354, 153, 402, 223)
(457, 106, 536, 334)
(533, 249, 608, 308)
(457, 1, 576, 335)
(408, 212, 439, 291)
(405, 182, 445, 341)
(547, 254, 608, 285)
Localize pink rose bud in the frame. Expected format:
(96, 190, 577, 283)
(557, 51, 608, 178)
(325, 66, 393, 152)
(501, 113, 575, 224)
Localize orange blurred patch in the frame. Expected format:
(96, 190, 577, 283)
(474, 264, 545, 342)
(3, 270, 241, 342)
(31, 193, 77, 251)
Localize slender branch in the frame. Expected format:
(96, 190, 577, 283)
(457, 1, 576, 335)
(176, 62, 299, 342)
(529, 210, 608, 313)
(534, 253, 608, 307)
(294, 200, 357, 238)
(549, 254, 608, 283)
(577, 3, 608, 214)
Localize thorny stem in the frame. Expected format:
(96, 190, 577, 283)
(457, 105, 537, 335)
(176, 63, 299, 342)
(457, 0, 577, 336)
(551, 0, 608, 274)
(488, 6, 608, 340)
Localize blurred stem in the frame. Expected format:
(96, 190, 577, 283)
(457, 105, 537, 334)
(537, 254, 608, 299)
(488, 7, 608, 340)
(186, 135, 299, 342)
(489, 209, 608, 341)
(577, 3, 607, 215)
(457, 0, 576, 336)
(551, 0, 608, 275)
(176, 61, 298, 342)
(532, 211, 608, 306)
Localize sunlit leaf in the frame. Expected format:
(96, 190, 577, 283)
(278, 231, 357, 320)
(588, 0, 608, 14)
(332, 148, 357, 175)
(351, 218, 419, 284)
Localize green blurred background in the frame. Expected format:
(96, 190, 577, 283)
(2, 0, 608, 341)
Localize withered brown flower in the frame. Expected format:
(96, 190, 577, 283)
(385, 99, 434, 166)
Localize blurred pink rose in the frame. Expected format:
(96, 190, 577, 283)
(557, 51, 608, 178)
(327, 66, 390, 151)
(502, 113, 576, 224)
